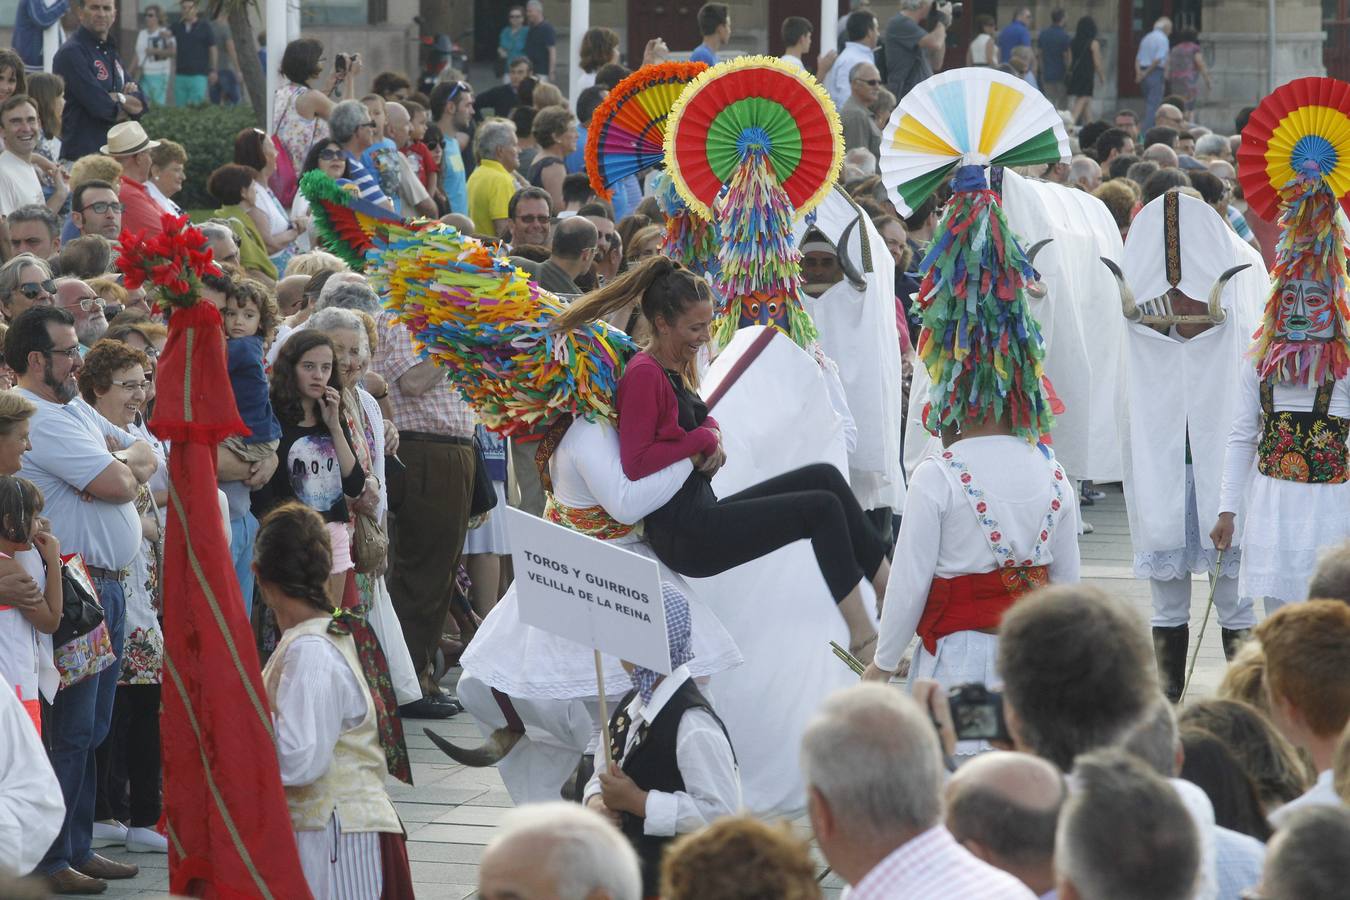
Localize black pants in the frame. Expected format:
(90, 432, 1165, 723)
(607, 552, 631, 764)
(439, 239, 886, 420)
(94, 684, 162, 827)
(646, 462, 886, 601)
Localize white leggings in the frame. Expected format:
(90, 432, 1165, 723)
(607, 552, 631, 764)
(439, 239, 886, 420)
(1149, 575, 1256, 629)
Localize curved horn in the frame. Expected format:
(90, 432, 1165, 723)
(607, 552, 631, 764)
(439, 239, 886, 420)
(1100, 257, 1141, 322)
(424, 726, 524, 767)
(1026, 238, 1053, 266)
(1205, 263, 1252, 324)
(837, 216, 867, 290)
(1024, 239, 1054, 300)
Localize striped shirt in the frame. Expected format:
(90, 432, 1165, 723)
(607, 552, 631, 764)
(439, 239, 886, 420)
(845, 826, 1036, 900)
(343, 151, 392, 208)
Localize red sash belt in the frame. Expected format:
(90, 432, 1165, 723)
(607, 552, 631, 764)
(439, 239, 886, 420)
(916, 566, 1049, 654)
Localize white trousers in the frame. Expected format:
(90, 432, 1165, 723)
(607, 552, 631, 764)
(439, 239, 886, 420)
(1149, 575, 1255, 630)
(456, 674, 601, 805)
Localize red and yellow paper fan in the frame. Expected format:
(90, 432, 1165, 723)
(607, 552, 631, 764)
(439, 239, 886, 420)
(585, 61, 707, 201)
(664, 55, 843, 221)
(1238, 76, 1350, 222)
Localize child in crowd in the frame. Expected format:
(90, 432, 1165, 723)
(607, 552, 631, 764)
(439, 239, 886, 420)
(360, 94, 403, 210)
(584, 591, 740, 898)
(219, 277, 283, 471)
(0, 474, 62, 735)
(401, 99, 439, 197)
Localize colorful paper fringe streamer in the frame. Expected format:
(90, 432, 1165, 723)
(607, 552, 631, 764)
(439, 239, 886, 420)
(710, 150, 818, 349)
(651, 170, 719, 280)
(1250, 165, 1350, 385)
(300, 169, 417, 271)
(915, 165, 1053, 442)
(367, 225, 635, 436)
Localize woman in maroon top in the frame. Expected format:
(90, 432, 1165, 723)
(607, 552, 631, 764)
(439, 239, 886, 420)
(553, 258, 890, 659)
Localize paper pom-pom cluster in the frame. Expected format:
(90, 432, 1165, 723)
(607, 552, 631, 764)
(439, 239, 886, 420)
(915, 165, 1053, 442)
(368, 225, 635, 436)
(115, 213, 217, 310)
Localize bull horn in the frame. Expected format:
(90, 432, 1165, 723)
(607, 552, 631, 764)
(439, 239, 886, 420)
(1026, 238, 1053, 265)
(1205, 264, 1252, 324)
(1101, 257, 1141, 321)
(1024, 239, 1053, 300)
(424, 726, 524, 767)
(837, 216, 866, 289)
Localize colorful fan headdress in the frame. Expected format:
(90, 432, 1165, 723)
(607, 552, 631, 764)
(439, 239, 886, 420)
(880, 69, 1068, 441)
(664, 55, 843, 349)
(585, 61, 707, 201)
(1239, 77, 1350, 385)
(650, 169, 720, 280)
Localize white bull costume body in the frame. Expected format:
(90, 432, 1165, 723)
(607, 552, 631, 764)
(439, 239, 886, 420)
(794, 187, 907, 513)
(444, 327, 870, 815)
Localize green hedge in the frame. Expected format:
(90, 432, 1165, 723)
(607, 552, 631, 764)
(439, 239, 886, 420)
(141, 104, 260, 211)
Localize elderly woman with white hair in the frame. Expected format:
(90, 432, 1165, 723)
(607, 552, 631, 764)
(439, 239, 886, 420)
(305, 307, 421, 711)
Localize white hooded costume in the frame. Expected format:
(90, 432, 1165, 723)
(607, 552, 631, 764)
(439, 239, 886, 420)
(1118, 191, 1265, 633)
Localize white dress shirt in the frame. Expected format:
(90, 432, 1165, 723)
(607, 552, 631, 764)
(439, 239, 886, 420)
(827, 41, 876, 110)
(845, 825, 1036, 899)
(582, 665, 740, 837)
(1268, 769, 1338, 828)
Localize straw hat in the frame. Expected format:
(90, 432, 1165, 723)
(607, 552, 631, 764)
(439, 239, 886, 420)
(100, 121, 162, 157)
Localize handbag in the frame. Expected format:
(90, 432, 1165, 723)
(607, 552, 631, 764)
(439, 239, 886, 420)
(268, 133, 299, 207)
(469, 436, 498, 519)
(53, 553, 104, 645)
(351, 511, 388, 575)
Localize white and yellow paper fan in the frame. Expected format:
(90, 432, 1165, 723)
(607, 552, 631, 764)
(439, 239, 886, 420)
(879, 68, 1070, 217)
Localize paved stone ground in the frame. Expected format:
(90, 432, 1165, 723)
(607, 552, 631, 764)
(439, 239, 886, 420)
(93, 483, 1238, 898)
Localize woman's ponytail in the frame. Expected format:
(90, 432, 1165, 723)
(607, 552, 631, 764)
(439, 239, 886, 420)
(549, 256, 686, 334)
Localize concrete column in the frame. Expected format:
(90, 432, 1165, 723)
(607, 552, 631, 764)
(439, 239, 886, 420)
(266, 0, 289, 133)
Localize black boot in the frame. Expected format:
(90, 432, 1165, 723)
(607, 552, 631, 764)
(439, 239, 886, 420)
(1221, 627, 1252, 662)
(1153, 625, 1189, 704)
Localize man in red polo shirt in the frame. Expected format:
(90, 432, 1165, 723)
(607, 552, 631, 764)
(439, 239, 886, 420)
(102, 121, 164, 239)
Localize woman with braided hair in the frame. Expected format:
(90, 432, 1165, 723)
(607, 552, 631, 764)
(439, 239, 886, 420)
(256, 502, 413, 899)
(552, 256, 892, 661)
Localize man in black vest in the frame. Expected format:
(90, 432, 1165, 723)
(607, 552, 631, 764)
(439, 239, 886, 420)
(583, 589, 740, 897)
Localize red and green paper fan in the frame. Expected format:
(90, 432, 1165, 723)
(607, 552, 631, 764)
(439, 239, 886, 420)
(879, 68, 1069, 217)
(1237, 76, 1350, 223)
(298, 169, 429, 271)
(585, 61, 707, 201)
(664, 54, 843, 221)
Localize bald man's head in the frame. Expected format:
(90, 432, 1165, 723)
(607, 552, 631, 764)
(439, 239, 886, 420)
(1143, 143, 1180, 168)
(946, 752, 1065, 891)
(276, 275, 311, 318)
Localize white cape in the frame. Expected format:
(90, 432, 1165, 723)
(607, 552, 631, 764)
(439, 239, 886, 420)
(796, 187, 907, 510)
(692, 326, 876, 816)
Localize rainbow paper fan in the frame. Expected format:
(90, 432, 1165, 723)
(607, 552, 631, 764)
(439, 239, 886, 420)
(1237, 76, 1350, 223)
(879, 68, 1069, 217)
(585, 61, 707, 200)
(664, 55, 843, 221)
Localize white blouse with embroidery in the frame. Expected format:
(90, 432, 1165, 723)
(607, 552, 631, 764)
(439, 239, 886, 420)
(876, 435, 1081, 673)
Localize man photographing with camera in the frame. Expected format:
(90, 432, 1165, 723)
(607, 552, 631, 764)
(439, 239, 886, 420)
(884, 0, 953, 101)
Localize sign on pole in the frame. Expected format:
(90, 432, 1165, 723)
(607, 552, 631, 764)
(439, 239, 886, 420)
(505, 508, 670, 674)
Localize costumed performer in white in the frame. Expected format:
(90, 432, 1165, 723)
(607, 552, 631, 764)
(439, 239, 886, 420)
(442, 413, 741, 806)
(864, 162, 1080, 692)
(257, 503, 414, 899)
(1112, 190, 1259, 703)
(1212, 128, 1350, 610)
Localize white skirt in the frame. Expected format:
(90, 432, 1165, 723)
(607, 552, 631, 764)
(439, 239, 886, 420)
(295, 811, 382, 900)
(1134, 464, 1242, 580)
(464, 482, 510, 555)
(1239, 472, 1350, 603)
(908, 630, 1002, 758)
(460, 536, 742, 699)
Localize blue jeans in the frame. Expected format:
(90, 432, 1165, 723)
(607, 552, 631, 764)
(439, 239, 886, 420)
(40, 576, 126, 874)
(1141, 68, 1165, 130)
(231, 511, 258, 617)
(210, 68, 241, 105)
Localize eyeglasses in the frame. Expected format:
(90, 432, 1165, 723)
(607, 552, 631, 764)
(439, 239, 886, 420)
(853, 78, 881, 86)
(81, 201, 123, 214)
(319, 148, 345, 161)
(17, 280, 56, 299)
(43, 345, 81, 360)
(63, 295, 103, 312)
(111, 378, 150, 392)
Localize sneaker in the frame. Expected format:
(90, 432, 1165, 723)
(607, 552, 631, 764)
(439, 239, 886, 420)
(90, 820, 128, 849)
(125, 826, 169, 853)
(1082, 488, 1106, 501)
(1081, 521, 1095, 534)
